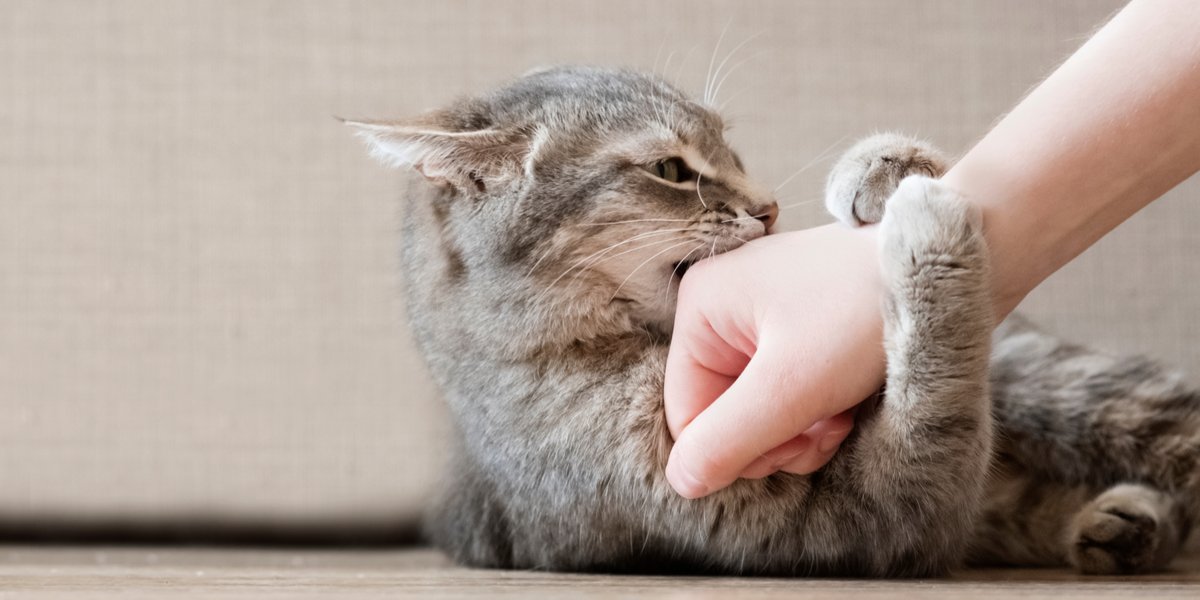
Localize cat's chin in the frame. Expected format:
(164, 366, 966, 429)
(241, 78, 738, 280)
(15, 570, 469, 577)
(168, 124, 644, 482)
(619, 292, 680, 339)
(636, 316, 675, 340)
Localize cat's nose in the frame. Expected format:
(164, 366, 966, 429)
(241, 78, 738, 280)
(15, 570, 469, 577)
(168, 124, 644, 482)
(753, 201, 779, 230)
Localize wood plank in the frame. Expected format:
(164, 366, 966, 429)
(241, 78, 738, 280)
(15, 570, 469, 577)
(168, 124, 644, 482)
(1, 546, 1196, 598)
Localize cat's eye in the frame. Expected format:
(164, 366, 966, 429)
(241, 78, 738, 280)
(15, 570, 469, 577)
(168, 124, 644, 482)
(644, 158, 696, 184)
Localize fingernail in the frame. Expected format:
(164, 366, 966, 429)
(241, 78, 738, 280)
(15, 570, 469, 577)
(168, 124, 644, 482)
(769, 436, 813, 468)
(666, 456, 710, 499)
(818, 432, 845, 454)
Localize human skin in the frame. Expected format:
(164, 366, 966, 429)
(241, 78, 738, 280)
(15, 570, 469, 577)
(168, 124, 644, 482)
(664, 0, 1200, 499)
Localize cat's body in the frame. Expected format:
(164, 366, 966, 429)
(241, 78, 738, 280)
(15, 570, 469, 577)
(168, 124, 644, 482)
(349, 66, 1199, 576)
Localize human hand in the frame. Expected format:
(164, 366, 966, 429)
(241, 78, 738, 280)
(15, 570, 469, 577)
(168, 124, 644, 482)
(663, 223, 888, 498)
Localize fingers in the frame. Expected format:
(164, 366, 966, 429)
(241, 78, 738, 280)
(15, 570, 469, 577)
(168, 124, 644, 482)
(663, 274, 753, 440)
(738, 410, 856, 479)
(662, 324, 745, 440)
(737, 434, 813, 479)
(775, 410, 856, 475)
(661, 227, 886, 499)
(664, 336, 835, 499)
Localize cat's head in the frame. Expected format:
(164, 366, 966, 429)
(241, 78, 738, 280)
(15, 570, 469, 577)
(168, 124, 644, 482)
(348, 66, 776, 341)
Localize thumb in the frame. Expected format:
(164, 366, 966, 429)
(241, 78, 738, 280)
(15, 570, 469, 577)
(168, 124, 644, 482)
(664, 335, 833, 499)
(663, 313, 751, 441)
(663, 267, 757, 440)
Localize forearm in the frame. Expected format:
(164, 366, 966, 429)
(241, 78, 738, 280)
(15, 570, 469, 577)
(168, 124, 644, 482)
(941, 0, 1200, 317)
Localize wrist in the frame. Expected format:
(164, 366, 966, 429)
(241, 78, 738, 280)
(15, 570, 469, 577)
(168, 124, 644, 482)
(939, 167, 1039, 321)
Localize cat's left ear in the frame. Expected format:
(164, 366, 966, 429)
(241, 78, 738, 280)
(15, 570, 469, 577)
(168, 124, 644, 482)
(342, 113, 527, 193)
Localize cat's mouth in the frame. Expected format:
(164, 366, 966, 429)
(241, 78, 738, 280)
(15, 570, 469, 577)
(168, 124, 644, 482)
(672, 259, 697, 279)
(670, 229, 765, 280)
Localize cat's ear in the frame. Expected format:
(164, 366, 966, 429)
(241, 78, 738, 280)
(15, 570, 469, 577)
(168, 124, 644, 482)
(342, 113, 526, 193)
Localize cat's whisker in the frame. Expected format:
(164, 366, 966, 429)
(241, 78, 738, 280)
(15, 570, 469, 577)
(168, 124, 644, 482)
(531, 228, 687, 281)
(647, 54, 675, 130)
(648, 88, 665, 129)
(718, 88, 748, 113)
(663, 244, 705, 303)
(776, 198, 822, 212)
(711, 50, 765, 109)
(568, 234, 691, 284)
(651, 40, 667, 80)
(550, 237, 687, 308)
(670, 44, 699, 91)
(718, 198, 823, 225)
(772, 135, 850, 194)
(704, 21, 732, 105)
(708, 34, 765, 106)
(722, 214, 765, 224)
(610, 239, 697, 302)
(653, 51, 680, 128)
(651, 98, 668, 132)
(524, 241, 562, 278)
(579, 218, 693, 226)
(663, 49, 678, 83)
(664, 96, 688, 134)
(694, 148, 718, 210)
(569, 230, 692, 274)
(650, 93, 689, 134)
(533, 235, 688, 306)
(652, 97, 668, 132)
(568, 228, 691, 270)
(667, 96, 686, 130)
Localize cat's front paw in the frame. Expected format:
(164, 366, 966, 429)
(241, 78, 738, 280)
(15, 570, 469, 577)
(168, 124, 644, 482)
(1068, 484, 1183, 575)
(825, 133, 948, 227)
(878, 176, 984, 284)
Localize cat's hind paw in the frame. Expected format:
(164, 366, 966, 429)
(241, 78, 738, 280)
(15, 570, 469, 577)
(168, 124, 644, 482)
(1068, 484, 1183, 575)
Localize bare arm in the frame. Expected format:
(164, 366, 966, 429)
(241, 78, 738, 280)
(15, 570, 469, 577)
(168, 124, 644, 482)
(664, 0, 1200, 498)
(952, 0, 1200, 316)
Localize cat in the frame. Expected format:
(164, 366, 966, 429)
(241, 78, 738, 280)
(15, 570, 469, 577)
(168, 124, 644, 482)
(346, 66, 1199, 576)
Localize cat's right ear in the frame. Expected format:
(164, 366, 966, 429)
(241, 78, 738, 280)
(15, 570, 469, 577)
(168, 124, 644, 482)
(341, 114, 525, 193)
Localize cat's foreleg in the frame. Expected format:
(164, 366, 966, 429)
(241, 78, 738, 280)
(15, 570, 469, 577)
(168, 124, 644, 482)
(825, 133, 948, 227)
(814, 176, 993, 574)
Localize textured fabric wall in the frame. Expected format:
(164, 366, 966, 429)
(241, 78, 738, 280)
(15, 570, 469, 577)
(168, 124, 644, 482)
(3, 0, 1195, 534)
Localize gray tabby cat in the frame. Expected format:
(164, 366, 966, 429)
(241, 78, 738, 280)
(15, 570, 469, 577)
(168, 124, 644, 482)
(347, 66, 1199, 576)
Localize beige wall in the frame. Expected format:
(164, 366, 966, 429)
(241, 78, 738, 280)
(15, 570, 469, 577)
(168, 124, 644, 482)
(3, 0, 1196, 535)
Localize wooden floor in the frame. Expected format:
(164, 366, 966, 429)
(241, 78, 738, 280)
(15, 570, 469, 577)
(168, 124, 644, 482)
(2, 545, 1198, 598)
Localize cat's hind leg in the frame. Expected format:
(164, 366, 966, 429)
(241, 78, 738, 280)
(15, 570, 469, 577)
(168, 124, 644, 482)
(825, 133, 948, 226)
(990, 316, 1200, 535)
(971, 470, 1188, 574)
(1069, 483, 1188, 574)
